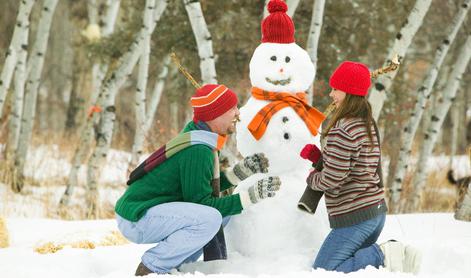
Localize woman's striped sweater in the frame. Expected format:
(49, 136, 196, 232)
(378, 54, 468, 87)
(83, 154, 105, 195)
(309, 117, 387, 228)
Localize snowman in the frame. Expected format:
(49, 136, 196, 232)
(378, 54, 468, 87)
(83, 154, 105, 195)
(224, 0, 331, 271)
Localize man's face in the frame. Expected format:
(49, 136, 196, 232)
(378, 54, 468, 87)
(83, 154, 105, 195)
(207, 106, 240, 135)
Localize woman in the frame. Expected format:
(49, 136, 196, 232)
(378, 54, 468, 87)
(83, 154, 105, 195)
(304, 61, 421, 274)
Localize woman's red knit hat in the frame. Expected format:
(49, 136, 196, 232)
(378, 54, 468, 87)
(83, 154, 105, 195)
(329, 61, 371, 96)
(191, 84, 238, 122)
(261, 0, 295, 44)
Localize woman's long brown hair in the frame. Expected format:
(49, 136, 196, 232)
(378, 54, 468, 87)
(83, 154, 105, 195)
(323, 94, 375, 144)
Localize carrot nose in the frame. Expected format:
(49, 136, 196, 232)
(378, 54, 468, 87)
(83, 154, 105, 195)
(279, 68, 284, 73)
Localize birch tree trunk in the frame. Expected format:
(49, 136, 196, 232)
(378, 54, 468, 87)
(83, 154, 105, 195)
(449, 107, 460, 168)
(455, 145, 471, 221)
(0, 0, 35, 117)
(286, 0, 300, 18)
(306, 0, 325, 105)
(7, 5, 33, 157)
(129, 4, 152, 170)
(455, 184, 471, 221)
(410, 34, 471, 210)
(13, 0, 58, 193)
(183, 0, 217, 84)
(170, 101, 180, 134)
(129, 55, 170, 169)
(87, 0, 99, 25)
(90, 0, 121, 103)
(145, 56, 170, 131)
(421, 66, 449, 137)
(389, 0, 470, 212)
(368, 0, 433, 121)
(85, 0, 167, 218)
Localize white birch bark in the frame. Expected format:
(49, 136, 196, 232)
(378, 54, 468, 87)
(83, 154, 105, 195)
(129, 55, 170, 169)
(183, 0, 217, 84)
(170, 101, 179, 133)
(145, 56, 170, 131)
(263, 0, 300, 18)
(421, 66, 449, 136)
(0, 0, 35, 117)
(410, 34, 471, 210)
(13, 0, 58, 192)
(449, 100, 461, 168)
(87, 0, 99, 25)
(306, 0, 325, 105)
(455, 184, 471, 221)
(85, 0, 167, 218)
(389, 0, 470, 211)
(286, 0, 300, 18)
(368, 0, 433, 121)
(7, 6, 33, 156)
(456, 148, 471, 221)
(129, 2, 153, 169)
(90, 0, 121, 105)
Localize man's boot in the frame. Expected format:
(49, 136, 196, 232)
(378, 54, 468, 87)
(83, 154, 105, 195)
(135, 262, 153, 276)
(203, 226, 227, 261)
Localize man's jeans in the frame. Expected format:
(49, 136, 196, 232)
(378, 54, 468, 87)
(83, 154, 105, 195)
(313, 214, 386, 273)
(116, 202, 229, 274)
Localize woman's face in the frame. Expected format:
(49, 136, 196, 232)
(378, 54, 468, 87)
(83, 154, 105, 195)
(329, 89, 346, 108)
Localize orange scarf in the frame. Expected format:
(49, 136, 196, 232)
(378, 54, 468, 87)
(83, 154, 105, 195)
(248, 87, 326, 140)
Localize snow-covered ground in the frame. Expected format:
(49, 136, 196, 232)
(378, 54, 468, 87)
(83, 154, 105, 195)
(0, 213, 470, 278)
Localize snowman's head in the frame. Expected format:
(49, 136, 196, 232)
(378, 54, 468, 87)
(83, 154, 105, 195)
(249, 0, 315, 93)
(249, 43, 315, 92)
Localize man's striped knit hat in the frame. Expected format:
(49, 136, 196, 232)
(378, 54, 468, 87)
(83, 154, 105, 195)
(191, 84, 238, 122)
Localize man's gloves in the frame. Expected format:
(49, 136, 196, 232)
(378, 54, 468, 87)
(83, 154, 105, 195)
(247, 176, 281, 204)
(239, 176, 281, 208)
(225, 153, 269, 185)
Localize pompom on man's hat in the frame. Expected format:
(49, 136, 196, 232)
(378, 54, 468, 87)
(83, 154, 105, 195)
(261, 0, 295, 44)
(191, 84, 238, 122)
(329, 61, 371, 97)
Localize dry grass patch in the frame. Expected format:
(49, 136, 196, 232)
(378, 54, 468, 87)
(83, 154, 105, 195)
(421, 171, 457, 212)
(0, 216, 9, 248)
(35, 242, 64, 254)
(394, 170, 458, 213)
(34, 230, 129, 254)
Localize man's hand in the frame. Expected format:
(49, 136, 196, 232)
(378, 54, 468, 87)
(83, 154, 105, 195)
(225, 153, 269, 185)
(239, 176, 281, 209)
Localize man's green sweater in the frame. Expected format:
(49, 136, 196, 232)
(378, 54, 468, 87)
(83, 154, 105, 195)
(115, 121, 243, 222)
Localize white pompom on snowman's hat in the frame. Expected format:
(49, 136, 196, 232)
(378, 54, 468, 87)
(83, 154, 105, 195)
(261, 0, 295, 44)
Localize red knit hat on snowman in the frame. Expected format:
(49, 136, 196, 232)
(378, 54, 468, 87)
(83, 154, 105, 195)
(329, 61, 372, 97)
(261, 0, 295, 44)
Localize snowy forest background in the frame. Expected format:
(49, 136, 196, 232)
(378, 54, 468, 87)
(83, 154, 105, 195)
(0, 0, 470, 220)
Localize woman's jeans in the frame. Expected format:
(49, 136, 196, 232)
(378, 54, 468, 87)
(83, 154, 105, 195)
(313, 214, 386, 273)
(116, 202, 230, 274)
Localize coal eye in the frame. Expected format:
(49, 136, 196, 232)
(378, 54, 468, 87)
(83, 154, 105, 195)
(285, 56, 290, 63)
(282, 116, 289, 123)
(283, 132, 290, 140)
(270, 56, 277, 61)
